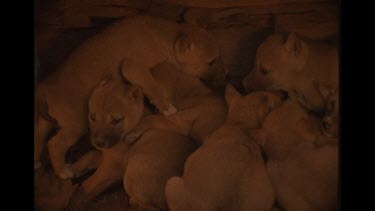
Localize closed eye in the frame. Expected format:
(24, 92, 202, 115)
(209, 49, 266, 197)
(111, 115, 124, 125)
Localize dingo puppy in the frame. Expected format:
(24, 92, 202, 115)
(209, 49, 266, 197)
(165, 85, 284, 211)
(68, 79, 196, 210)
(35, 15, 225, 179)
(124, 62, 227, 145)
(251, 100, 338, 211)
(242, 32, 338, 122)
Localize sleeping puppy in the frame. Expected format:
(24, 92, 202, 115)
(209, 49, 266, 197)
(165, 85, 284, 211)
(68, 79, 196, 211)
(251, 100, 338, 211)
(124, 130, 196, 210)
(242, 32, 338, 137)
(124, 62, 227, 145)
(34, 15, 225, 179)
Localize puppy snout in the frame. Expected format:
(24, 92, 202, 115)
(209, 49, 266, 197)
(91, 137, 108, 148)
(94, 139, 106, 148)
(91, 134, 118, 149)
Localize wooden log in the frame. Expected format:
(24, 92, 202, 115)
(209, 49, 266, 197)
(163, 0, 334, 8)
(184, 1, 338, 40)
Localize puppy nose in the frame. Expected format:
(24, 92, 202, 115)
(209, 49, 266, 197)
(94, 139, 106, 147)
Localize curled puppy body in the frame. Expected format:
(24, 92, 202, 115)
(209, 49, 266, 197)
(242, 32, 338, 128)
(68, 80, 146, 210)
(69, 79, 196, 210)
(165, 85, 284, 211)
(267, 143, 338, 211)
(251, 100, 338, 211)
(124, 130, 196, 210)
(34, 15, 225, 179)
(69, 130, 196, 211)
(166, 128, 273, 211)
(125, 62, 227, 146)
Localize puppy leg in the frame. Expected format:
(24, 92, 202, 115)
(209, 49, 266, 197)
(70, 150, 102, 178)
(69, 156, 124, 209)
(121, 59, 176, 116)
(165, 177, 189, 211)
(48, 128, 85, 180)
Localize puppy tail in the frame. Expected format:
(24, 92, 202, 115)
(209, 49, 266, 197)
(165, 177, 189, 211)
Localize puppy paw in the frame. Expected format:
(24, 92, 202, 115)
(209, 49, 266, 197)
(125, 130, 143, 144)
(161, 104, 177, 116)
(34, 161, 42, 169)
(58, 164, 75, 180)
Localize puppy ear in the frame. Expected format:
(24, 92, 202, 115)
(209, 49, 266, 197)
(225, 84, 241, 105)
(248, 129, 268, 146)
(284, 32, 302, 55)
(174, 33, 195, 54)
(126, 85, 143, 102)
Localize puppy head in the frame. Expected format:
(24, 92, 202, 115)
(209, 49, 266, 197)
(242, 33, 309, 92)
(174, 29, 227, 86)
(224, 84, 284, 129)
(88, 79, 144, 149)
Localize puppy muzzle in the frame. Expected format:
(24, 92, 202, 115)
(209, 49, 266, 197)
(91, 135, 119, 149)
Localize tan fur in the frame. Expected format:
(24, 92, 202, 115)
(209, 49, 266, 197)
(165, 85, 284, 211)
(34, 15, 225, 179)
(34, 168, 78, 211)
(254, 100, 337, 160)
(124, 130, 196, 210)
(320, 88, 339, 138)
(251, 100, 338, 211)
(68, 142, 128, 210)
(124, 62, 227, 145)
(267, 144, 338, 211)
(242, 33, 338, 115)
(88, 79, 146, 149)
(69, 79, 196, 210)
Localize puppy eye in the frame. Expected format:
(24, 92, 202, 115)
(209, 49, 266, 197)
(260, 68, 269, 75)
(89, 114, 96, 122)
(111, 115, 124, 125)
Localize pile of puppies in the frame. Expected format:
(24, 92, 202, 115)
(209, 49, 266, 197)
(34, 15, 338, 211)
